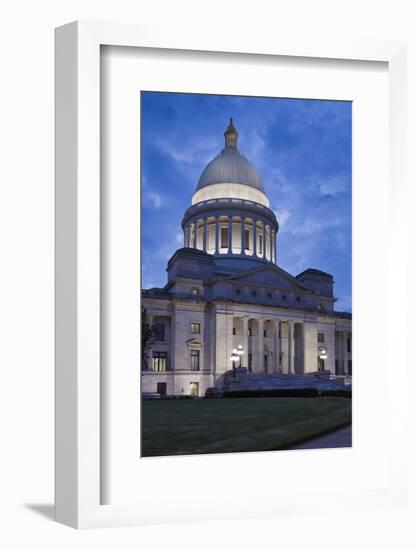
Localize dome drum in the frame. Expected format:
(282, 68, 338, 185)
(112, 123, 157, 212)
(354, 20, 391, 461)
(182, 197, 278, 232)
(182, 208, 278, 265)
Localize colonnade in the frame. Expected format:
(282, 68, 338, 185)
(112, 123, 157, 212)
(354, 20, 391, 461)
(229, 316, 304, 375)
(184, 215, 276, 263)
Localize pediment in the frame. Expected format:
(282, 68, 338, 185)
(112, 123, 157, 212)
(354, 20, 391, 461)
(186, 338, 203, 348)
(228, 265, 308, 291)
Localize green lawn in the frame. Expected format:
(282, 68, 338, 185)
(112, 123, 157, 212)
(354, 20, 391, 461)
(141, 397, 352, 457)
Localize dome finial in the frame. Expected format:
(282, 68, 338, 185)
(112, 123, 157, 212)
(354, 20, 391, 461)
(224, 117, 238, 148)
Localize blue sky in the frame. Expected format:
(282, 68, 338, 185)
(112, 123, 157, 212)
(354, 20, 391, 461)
(141, 92, 352, 312)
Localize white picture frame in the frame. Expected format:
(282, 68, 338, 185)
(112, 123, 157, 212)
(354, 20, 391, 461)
(55, 21, 407, 529)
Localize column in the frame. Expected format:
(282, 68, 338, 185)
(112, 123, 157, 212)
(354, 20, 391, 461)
(263, 222, 267, 259)
(240, 217, 245, 254)
(184, 227, 188, 247)
(269, 226, 273, 262)
(242, 317, 249, 369)
(252, 218, 257, 256)
(273, 319, 280, 373)
(193, 222, 197, 249)
(228, 216, 233, 254)
(215, 218, 219, 254)
(288, 321, 294, 374)
(274, 238, 277, 264)
(257, 318, 264, 373)
(342, 331, 348, 375)
(203, 218, 208, 252)
(227, 313, 234, 372)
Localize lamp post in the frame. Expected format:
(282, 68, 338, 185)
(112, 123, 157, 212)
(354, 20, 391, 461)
(318, 346, 327, 371)
(230, 348, 239, 378)
(237, 344, 244, 369)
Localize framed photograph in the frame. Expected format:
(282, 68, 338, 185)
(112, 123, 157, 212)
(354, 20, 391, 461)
(55, 21, 407, 528)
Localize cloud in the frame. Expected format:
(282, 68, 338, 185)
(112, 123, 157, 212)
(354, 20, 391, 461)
(274, 208, 291, 227)
(317, 175, 349, 196)
(145, 191, 164, 209)
(287, 216, 342, 236)
(335, 295, 352, 312)
(155, 136, 218, 167)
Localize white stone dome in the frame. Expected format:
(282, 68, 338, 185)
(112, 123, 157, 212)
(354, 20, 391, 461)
(196, 119, 265, 193)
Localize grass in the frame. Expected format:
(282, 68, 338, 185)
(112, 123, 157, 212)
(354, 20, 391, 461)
(141, 397, 352, 457)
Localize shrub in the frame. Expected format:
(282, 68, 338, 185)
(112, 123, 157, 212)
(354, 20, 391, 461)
(223, 388, 319, 398)
(320, 389, 352, 398)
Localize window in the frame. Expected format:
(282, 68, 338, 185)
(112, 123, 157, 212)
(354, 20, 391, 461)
(221, 227, 228, 248)
(258, 234, 263, 254)
(248, 328, 252, 336)
(251, 290, 257, 297)
(264, 355, 268, 373)
(263, 329, 267, 337)
(191, 288, 199, 296)
(347, 338, 351, 353)
(152, 351, 168, 371)
(232, 327, 236, 335)
(235, 288, 241, 296)
(248, 353, 252, 373)
(348, 360, 352, 375)
(191, 349, 200, 371)
(267, 292, 272, 299)
(154, 323, 165, 341)
(190, 322, 200, 334)
(244, 228, 250, 250)
(318, 333, 325, 343)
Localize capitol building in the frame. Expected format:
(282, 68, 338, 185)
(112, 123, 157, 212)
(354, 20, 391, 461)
(142, 119, 352, 397)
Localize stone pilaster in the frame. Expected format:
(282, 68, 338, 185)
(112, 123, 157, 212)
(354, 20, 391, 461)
(215, 311, 228, 376)
(146, 313, 154, 371)
(288, 320, 294, 374)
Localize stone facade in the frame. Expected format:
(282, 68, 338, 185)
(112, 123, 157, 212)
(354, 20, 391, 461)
(141, 120, 351, 397)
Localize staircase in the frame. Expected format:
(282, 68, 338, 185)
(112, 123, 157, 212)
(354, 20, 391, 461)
(222, 369, 352, 393)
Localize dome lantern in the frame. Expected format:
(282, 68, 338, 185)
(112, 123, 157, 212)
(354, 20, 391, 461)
(224, 117, 238, 148)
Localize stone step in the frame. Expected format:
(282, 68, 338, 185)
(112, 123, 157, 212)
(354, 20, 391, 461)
(223, 371, 351, 392)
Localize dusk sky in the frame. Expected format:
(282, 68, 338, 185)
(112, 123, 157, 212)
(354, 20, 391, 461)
(141, 92, 352, 312)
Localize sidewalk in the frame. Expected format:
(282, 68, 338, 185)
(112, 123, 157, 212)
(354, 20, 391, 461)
(290, 424, 352, 450)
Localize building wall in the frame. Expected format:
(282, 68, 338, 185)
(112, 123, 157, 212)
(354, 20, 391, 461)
(142, 296, 351, 395)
